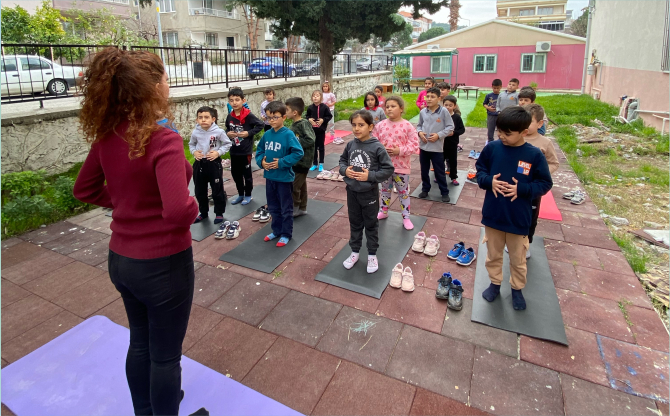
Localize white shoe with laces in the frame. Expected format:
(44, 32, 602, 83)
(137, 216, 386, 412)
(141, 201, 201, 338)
(367, 255, 379, 274)
(343, 252, 359, 269)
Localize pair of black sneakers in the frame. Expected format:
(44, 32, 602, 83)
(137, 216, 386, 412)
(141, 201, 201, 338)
(435, 272, 463, 310)
(252, 206, 271, 223)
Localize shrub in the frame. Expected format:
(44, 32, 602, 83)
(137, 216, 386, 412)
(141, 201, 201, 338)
(52, 176, 86, 211)
(1, 170, 48, 200)
(1, 195, 54, 235)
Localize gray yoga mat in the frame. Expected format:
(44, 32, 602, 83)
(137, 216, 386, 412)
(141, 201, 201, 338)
(307, 153, 341, 178)
(410, 170, 467, 205)
(250, 155, 261, 172)
(315, 211, 427, 299)
(219, 199, 342, 273)
(190, 185, 267, 242)
(471, 228, 568, 345)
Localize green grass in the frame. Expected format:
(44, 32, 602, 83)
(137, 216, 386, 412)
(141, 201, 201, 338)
(612, 234, 649, 274)
(334, 93, 419, 123)
(465, 93, 488, 128)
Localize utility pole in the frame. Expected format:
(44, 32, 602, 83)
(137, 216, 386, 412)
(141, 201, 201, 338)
(580, 0, 594, 94)
(156, 0, 164, 47)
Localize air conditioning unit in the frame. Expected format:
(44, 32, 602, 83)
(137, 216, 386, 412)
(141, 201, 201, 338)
(427, 45, 440, 50)
(536, 41, 551, 52)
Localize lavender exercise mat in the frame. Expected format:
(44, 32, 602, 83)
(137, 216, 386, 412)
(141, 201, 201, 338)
(1, 316, 302, 416)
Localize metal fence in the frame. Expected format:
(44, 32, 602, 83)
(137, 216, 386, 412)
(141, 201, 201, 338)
(1, 43, 393, 104)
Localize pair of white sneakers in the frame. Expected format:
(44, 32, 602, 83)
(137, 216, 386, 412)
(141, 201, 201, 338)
(389, 263, 414, 291)
(343, 252, 378, 273)
(412, 232, 440, 256)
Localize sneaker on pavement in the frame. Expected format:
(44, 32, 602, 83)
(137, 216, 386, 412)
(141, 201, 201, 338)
(367, 255, 379, 274)
(448, 242, 465, 260)
(252, 207, 263, 221)
(343, 252, 359, 269)
(259, 206, 271, 222)
(401, 266, 414, 291)
(378, 210, 389, 220)
(441, 194, 450, 203)
(435, 272, 452, 300)
(231, 195, 244, 205)
(389, 263, 403, 288)
(448, 279, 464, 310)
(402, 218, 414, 230)
(309, 165, 318, 171)
(241, 196, 253, 205)
(474, 152, 481, 160)
(424, 235, 440, 256)
(276, 236, 289, 247)
(418, 191, 429, 199)
(412, 232, 427, 252)
(318, 164, 324, 172)
(451, 179, 459, 186)
(225, 221, 240, 239)
(215, 221, 231, 240)
(456, 247, 476, 266)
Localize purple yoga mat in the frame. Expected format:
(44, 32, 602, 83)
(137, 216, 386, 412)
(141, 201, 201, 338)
(1, 316, 302, 416)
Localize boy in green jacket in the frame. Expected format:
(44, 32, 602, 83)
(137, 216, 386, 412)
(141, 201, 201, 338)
(286, 97, 316, 217)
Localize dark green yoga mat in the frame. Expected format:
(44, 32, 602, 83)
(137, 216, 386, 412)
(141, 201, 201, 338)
(307, 153, 341, 178)
(471, 227, 568, 345)
(219, 199, 342, 273)
(315, 211, 427, 299)
(409, 170, 467, 205)
(190, 185, 267, 242)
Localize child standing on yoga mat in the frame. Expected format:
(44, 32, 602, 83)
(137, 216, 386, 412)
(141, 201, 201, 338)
(442, 95, 465, 186)
(375, 96, 419, 230)
(321, 81, 339, 144)
(339, 111, 394, 274)
(362, 92, 386, 125)
(306, 90, 333, 172)
(475, 106, 553, 310)
(286, 97, 315, 218)
(259, 87, 276, 132)
(255, 101, 304, 247)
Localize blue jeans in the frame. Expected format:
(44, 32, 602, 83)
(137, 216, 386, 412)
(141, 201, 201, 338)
(420, 149, 449, 196)
(108, 247, 194, 416)
(266, 179, 294, 239)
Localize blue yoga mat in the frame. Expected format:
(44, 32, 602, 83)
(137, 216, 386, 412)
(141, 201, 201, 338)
(1, 316, 302, 416)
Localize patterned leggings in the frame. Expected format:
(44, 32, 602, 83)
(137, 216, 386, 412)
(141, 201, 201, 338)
(380, 174, 411, 219)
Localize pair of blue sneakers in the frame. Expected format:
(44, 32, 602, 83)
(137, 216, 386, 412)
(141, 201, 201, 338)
(447, 242, 476, 266)
(436, 272, 463, 310)
(467, 150, 481, 160)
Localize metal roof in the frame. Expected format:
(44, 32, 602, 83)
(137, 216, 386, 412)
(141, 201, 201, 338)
(393, 48, 458, 56)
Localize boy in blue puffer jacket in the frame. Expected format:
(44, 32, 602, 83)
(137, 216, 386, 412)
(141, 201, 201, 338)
(255, 101, 304, 247)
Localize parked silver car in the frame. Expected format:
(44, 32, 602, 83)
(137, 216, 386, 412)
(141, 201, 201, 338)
(356, 57, 383, 71)
(1, 55, 83, 97)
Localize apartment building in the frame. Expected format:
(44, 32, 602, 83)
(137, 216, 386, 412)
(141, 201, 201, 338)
(4, 0, 133, 17)
(496, 0, 569, 31)
(398, 11, 433, 40)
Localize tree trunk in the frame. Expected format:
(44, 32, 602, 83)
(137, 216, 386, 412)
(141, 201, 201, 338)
(319, 16, 334, 84)
(287, 35, 299, 52)
(449, 0, 461, 32)
(251, 13, 260, 49)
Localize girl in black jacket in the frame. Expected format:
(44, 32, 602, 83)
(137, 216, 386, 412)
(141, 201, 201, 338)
(442, 95, 466, 185)
(306, 90, 333, 171)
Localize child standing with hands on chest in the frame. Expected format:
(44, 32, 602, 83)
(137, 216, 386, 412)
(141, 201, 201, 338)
(483, 79, 502, 143)
(362, 92, 386, 125)
(286, 97, 316, 217)
(306, 90, 333, 172)
(375, 96, 419, 230)
(442, 95, 465, 185)
(339, 111, 394, 274)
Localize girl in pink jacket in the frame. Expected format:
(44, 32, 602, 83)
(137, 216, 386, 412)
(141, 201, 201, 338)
(375, 96, 420, 230)
(415, 77, 435, 110)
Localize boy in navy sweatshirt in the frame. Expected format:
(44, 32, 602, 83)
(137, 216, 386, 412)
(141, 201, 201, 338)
(255, 101, 304, 247)
(225, 87, 264, 205)
(475, 106, 553, 310)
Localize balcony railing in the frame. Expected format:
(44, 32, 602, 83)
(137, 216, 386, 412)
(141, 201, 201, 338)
(188, 8, 238, 19)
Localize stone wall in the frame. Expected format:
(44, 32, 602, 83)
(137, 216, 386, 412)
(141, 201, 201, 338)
(1, 71, 391, 174)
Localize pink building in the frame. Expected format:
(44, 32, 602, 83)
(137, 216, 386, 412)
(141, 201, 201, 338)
(403, 20, 585, 91)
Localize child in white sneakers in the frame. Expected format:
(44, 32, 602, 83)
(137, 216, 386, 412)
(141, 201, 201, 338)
(374, 96, 419, 230)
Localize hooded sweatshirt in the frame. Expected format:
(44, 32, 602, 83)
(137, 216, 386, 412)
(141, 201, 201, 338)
(363, 106, 387, 125)
(338, 136, 394, 193)
(374, 118, 419, 175)
(289, 118, 316, 173)
(255, 126, 304, 183)
(189, 122, 232, 157)
(225, 107, 264, 156)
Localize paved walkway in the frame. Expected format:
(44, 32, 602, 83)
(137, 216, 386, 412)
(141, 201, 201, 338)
(2, 125, 668, 416)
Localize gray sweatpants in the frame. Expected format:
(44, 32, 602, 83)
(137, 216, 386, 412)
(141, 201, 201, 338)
(487, 114, 498, 142)
(346, 187, 380, 255)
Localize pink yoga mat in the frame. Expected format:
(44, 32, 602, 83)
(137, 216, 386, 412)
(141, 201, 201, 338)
(539, 191, 562, 221)
(325, 130, 351, 145)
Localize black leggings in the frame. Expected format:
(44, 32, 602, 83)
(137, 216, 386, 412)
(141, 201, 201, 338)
(230, 154, 253, 197)
(193, 159, 227, 216)
(443, 139, 458, 180)
(313, 129, 325, 165)
(528, 196, 542, 243)
(108, 247, 195, 416)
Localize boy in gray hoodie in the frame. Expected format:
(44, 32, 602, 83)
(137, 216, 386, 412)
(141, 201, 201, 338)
(190, 106, 232, 224)
(339, 110, 394, 274)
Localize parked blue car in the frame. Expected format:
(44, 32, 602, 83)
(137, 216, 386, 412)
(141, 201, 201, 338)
(247, 57, 297, 79)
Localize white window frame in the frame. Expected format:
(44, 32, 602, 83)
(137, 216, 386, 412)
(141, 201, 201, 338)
(520, 53, 547, 73)
(430, 56, 451, 74)
(206, 32, 218, 47)
(538, 7, 554, 15)
(519, 8, 535, 16)
(159, 0, 175, 13)
(473, 54, 497, 73)
(163, 31, 179, 46)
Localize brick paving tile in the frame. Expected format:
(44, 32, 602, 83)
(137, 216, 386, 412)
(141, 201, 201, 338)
(391, 196, 434, 216)
(424, 259, 476, 300)
(209, 277, 290, 326)
(626, 305, 670, 352)
(94, 298, 128, 328)
(51, 273, 120, 318)
(555, 197, 600, 215)
(322, 238, 349, 262)
(241, 337, 339, 415)
(575, 213, 609, 230)
(2, 249, 75, 286)
(469, 209, 483, 226)
(575, 266, 652, 309)
(316, 306, 402, 372)
(561, 374, 660, 416)
(386, 325, 475, 403)
(409, 388, 490, 416)
(271, 255, 329, 297)
(1, 310, 83, 363)
(293, 232, 340, 261)
(657, 401, 669, 416)
(318, 284, 382, 314)
(441, 220, 482, 246)
(442, 298, 518, 357)
(323, 185, 348, 201)
(191, 234, 218, 256)
(320, 215, 352, 239)
(470, 347, 564, 416)
(561, 225, 620, 251)
(67, 208, 106, 225)
(192, 265, 244, 308)
(182, 304, 225, 352)
(1, 359, 7, 368)
(1, 279, 31, 307)
(194, 238, 242, 266)
(42, 228, 109, 255)
(19, 221, 81, 245)
(459, 185, 477, 198)
(377, 286, 448, 334)
(595, 248, 637, 276)
(67, 237, 110, 266)
(534, 220, 565, 241)
(1, 242, 49, 270)
(259, 290, 342, 347)
(2, 404, 15, 416)
(97, 260, 108, 271)
(185, 317, 277, 381)
(228, 264, 274, 282)
(22, 261, 104, 301)
(426, 203, 472, 224)
(557, 289, 634, 343)
(76, 214, 113, 235)
(1, 295, 62, 344)
(547, 260, 580, 293)
(597, 335, 669, 401)
(544, 240, 603, 270)
(402, 252, 435, 288)
(2, 238, 23, 249)
(520, 326, 608, 386)
(455, 195, 485, 211)
(312, 361, 415, 416)
(559, 211, 583, 227)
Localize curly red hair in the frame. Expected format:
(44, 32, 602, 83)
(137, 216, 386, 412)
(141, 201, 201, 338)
(79, 47, 174, 159)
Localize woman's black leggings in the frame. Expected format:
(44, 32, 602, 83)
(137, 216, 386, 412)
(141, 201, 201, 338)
(313, 129, 325, 165)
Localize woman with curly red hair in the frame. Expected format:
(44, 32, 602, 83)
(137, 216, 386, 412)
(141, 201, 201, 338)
(73, 47, 201, 416)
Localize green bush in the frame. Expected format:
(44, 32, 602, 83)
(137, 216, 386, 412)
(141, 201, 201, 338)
(1, 170, 48, 200)
(1, 195, 54, 235)
(52, 176, 86, 211)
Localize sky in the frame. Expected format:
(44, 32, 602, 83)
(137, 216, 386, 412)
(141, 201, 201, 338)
(402, 0, 588, 26)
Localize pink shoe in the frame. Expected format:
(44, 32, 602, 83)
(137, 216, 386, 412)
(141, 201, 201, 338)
(378, 210, 389, 220)
(403, 218, 414, 230)
(389, 263, 403, 288)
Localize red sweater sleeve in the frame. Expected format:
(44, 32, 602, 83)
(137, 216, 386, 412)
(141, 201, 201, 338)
(73, 143, 113, 209)
(155, 132, 198, 228)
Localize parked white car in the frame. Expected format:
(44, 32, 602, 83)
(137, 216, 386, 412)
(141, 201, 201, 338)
(1, 55, 83, 97)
